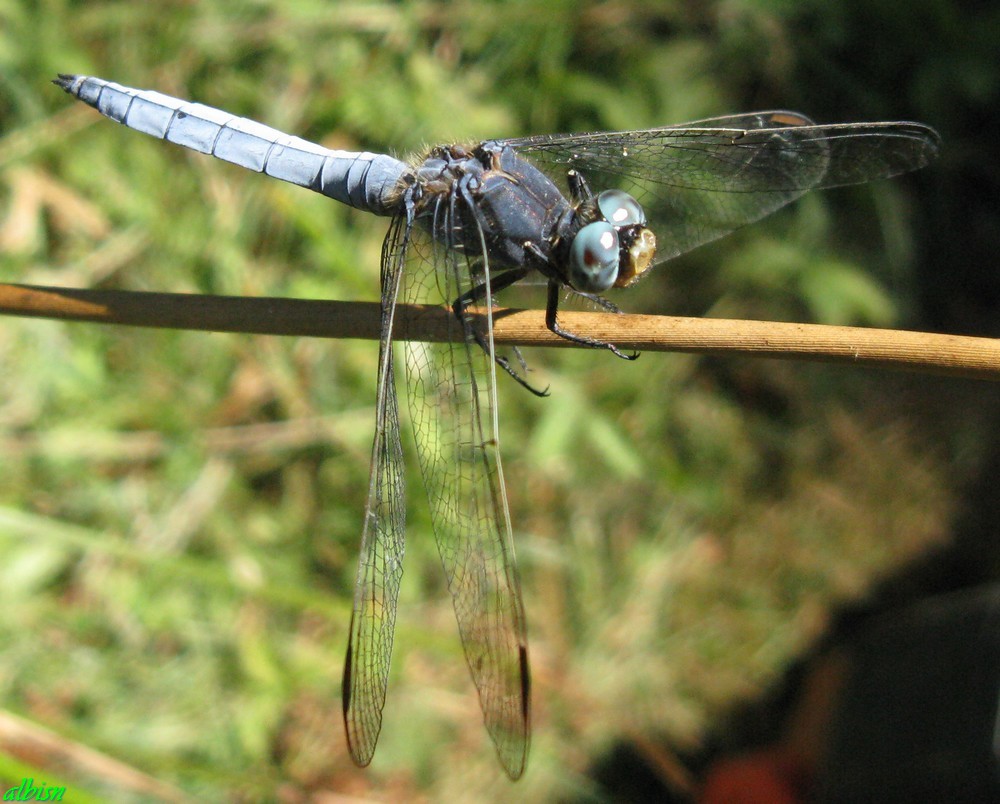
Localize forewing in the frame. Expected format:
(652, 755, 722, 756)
(508, 113, 940, 262)
(400, 199, 531, 779)
(343, 213, 409, 766)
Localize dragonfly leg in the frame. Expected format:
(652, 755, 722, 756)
(565, 289, 621, 313)
(545, 280, 639, 360)
(453, 267, 550, 397)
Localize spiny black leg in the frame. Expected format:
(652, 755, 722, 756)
(545, 280, 639, 361)
(453, 267, 550, 397)
(568, 289, 622, 313)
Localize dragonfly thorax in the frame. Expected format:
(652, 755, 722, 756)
(414, 142, 572, 273)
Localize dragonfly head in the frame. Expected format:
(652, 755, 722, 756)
(567, 189, 656, 293)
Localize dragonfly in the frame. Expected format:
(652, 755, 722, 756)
(54, 74, 939, 779)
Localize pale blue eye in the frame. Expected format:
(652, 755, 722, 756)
(569, 221, 619, 292)
(597, 189, 645, 227)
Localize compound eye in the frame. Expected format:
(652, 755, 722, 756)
(597, 189, 645, 227)
(569, 221, 619, 292)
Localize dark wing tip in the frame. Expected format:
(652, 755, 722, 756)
(877, 121, 942, 172)
(341, 639, 354, 716)
(491, 644, 531, 780)
(341, 623, 382, 768)
(914, 123, 943, 162)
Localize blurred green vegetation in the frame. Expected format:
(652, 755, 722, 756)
(0, 0, 983, 800)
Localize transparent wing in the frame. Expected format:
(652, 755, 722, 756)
(507, 112, 940, 262)
(342, 213, 409, 766)
(401, 198, 531, 779)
